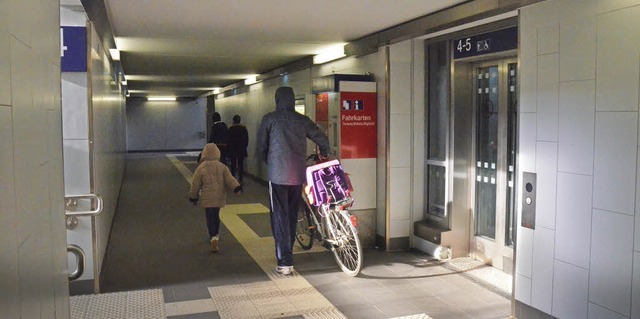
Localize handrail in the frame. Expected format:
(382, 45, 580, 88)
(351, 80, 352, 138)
(64, 194, 103, 217)
(67, 244, 85, 281)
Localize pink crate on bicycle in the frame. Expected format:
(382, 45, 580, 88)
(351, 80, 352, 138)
(305, 159, 352, 207)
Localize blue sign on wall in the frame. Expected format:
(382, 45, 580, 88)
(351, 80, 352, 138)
(453, 27, 517, 60)
(61, 26, 87, 72)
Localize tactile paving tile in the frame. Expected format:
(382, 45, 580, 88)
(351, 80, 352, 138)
(443, 257, 512, 298)
(302, 308, 349, 319)
(70, 289, 165, 319)
(388, 314, 433, 319)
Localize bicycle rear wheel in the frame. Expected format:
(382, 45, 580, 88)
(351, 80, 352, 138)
(295, 200, 314, 250)
(327, 210, 362, 276)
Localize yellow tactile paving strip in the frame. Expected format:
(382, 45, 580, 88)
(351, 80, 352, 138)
(170, 154, 348, 318)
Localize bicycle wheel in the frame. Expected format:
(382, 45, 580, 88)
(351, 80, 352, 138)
(327, 210, 363, 276)
(295, 200, 314, 250)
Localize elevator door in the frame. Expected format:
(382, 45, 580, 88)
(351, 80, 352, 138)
(470, 58, 517, 269)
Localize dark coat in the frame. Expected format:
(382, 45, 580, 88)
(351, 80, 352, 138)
(257, 87, 329, 185)
(227, 124, 248, 158)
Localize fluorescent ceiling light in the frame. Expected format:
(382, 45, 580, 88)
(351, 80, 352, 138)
(244, 75, 258, 85)
(109, 48, 120, 61)
(147, 97, 176, 101)
(313, 44, 346, 64)
(212, 88, 221, 94)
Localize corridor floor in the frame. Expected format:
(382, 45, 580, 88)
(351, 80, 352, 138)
(72, 152, 512, 319)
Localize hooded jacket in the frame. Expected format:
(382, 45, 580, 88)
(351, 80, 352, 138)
(257, 87, 330, 185)
(189, 143, 240, 208)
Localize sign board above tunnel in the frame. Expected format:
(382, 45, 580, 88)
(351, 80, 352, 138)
(61, 26, 87, 72)
(453, 26, 517, 60)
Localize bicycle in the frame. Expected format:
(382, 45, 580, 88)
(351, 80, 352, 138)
(295, 155, 363, 276)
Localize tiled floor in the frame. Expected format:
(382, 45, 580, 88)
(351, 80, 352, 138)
(73, 153, 512, 319)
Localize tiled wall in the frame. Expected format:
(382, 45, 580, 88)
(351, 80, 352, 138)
(0, 0, 69, 318)
(517, 1, 640, 318)
(388, 40, 414, 249)
(126, 98, 206, 151)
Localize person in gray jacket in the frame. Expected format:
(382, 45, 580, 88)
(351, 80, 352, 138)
(257, 86, 329, 275)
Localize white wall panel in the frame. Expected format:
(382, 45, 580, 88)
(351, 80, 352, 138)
(63, 140, 90, 195)
(0, 106, 19, 318)
(531, 226, 555, 313)
(519, 24, 537, 114)
(389, 219, 410, 238)
(8, 0, 32, 47)
(559, 18, 596, 82)
(555, 172, 592, 268)
(390, 41, 412, 116)
(589, 209, 634, 317)
(593, 112, 637, 215)
(552, 260, 589, 319)
(596, 7, 640, 112)
(515, 274, 532, 305)
(390, 167, 411, 221)
(389, 114, 411, 168)
(341, 159, 376, 210)
(0, 5, 10, 106)
(126, 100, 167, 151)
(519, 113, 537, 173)
(61, 73, 88, 139)
(536, 54, 559, 142)
(558, 80, 595, 175)
(633, 252, 640, 319)
(588, 303, 628, 319)
(537, 24, 558, 55)
(516, 227, 534, 277)
(535, 142, 557, 229)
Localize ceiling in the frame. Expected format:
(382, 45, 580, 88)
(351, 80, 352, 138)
(72, 0, 469, 98)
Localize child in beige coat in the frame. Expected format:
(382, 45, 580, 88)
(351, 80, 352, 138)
(189, 143, 242, 252)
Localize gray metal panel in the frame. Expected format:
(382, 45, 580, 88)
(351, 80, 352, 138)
(521, 172, 536, 229)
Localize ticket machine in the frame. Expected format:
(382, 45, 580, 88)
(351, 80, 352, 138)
(311, 74, 377, 246)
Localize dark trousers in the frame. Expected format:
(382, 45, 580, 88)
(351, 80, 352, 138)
(205, 207, 221, 238)
(229, 156, 245, 182)
(268, 182, 302, 267)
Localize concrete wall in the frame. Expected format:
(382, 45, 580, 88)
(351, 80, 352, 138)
(126, 97, 206, 152)
(0, 0, 69, 317)
(517, 1, 640, 318)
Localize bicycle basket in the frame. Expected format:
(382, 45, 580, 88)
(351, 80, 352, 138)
(305, 159, 351, 207)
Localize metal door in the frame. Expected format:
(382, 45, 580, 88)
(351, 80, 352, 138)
(469, 58, 517, 269)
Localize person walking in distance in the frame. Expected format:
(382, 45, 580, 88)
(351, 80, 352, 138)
(257, 86, 329, 275)
(227, 115, 249, 185)
(189, 143, 243, 253)
(208, 112, 229, 166)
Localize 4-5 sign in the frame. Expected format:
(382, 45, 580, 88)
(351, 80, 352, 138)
(452, 27, 517, 60)
(456, 38, 471, 53)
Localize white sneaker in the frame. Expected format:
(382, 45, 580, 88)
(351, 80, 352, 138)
(210, 236, 219, 253)
(275, 266, 293, 275)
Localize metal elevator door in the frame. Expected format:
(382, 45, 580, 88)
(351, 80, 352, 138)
(469, 58, 517, 269)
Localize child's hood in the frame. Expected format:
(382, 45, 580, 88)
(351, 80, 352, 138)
(201, 143, 221, 161)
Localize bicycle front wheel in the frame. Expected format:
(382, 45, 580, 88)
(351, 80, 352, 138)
(327, 210, 363, 276)
(295, 200, 314, 250)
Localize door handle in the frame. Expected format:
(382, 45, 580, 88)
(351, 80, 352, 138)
(67, 244, 85, 281)
(65, 194, 103, 230)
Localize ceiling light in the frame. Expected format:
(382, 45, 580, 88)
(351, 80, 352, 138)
(213, 88, 221, 94)
(121, 80, 127, 85)
(109, 48, 120, 61)
(313, 44, 346, 64)
(147, 97, 176, 101)
(244, 75, 258, 85)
